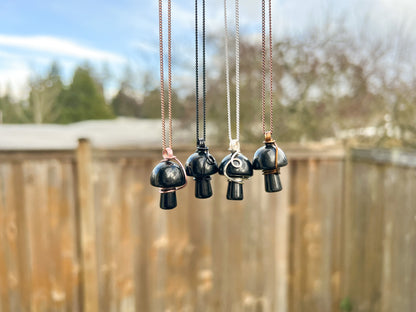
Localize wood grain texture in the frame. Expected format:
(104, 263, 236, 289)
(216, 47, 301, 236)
(76, 139, 99, 312)
(0, 145, 415, 312)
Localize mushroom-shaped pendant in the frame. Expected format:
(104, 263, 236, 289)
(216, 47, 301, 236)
(219, 140, 253, 200)
(150, 148, 187, 209)
(185, 139, 218, 199)
(253, 132, 288, 192)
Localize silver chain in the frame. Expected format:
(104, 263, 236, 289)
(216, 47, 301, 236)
(224, 0, 240, 144)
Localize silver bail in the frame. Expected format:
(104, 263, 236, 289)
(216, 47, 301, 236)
(229, 139, 240, 153)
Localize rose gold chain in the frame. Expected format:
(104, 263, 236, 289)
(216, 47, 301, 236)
(268, 0, 273, 135)
(167, 0, 173, 148)
(159, 0, 166, 149)
(159, 0, 173, 150)
(261, 0, 266, 134)
(261, 0, 273, 135)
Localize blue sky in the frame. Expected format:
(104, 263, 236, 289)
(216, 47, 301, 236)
(0, 0, 415, 98)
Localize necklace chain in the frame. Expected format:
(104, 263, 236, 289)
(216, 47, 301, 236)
(224, 0, 240, 143)
(195, 0, 207, 144)
(159, 0, 173, 150)
(261, 0, 273, 135)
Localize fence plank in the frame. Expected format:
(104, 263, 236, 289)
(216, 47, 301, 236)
(76, 139, 99, 312)
(0, 145, 415, 312)
(0, 164, 13, 312)
(344, 162, 385, 311)
(381, 166, 416, 312)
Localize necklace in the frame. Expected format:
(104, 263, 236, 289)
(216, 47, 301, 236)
(218, 0, 253, 201)
(185, 0, 218, 199)
(150, 0, 187, 209)
(253, 0, 288, 193)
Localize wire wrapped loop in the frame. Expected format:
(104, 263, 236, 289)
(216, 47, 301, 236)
(223, 150, 246, 184)
(160, 148, 187, 193)
(262, 131, 280, 175)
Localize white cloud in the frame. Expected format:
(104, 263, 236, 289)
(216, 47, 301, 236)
(0, 64, 31, 98)
(132, 41, 158, 54)
(0, 34, 130, 98)
(0, 34, 126, 63)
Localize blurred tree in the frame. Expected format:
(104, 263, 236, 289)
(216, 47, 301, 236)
(26, 62, 63, 123)
(111, 87, 141, 117)
(206, 39, 264, 143)
(111, 65, 142, 117)
(0, 92, 22, 123)
(141, 87, 183, 119)
(57, 66, 115, 123)
(204, 24, 406, 145)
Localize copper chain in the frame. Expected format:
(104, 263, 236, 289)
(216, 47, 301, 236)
(159, 0, 173, 150)
(261, 0, 273, 135)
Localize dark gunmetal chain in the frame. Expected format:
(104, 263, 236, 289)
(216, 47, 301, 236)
(195, 0, 207, 145)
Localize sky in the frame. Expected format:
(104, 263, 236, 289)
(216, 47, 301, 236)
(0, 0, 415, 99)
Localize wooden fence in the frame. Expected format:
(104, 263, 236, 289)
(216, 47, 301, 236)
(0, 140, 414, 312)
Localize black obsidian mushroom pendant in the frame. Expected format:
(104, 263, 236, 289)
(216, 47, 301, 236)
(150, 148, 187, 210)
(219, 140, 253, 200)
(253, 132, 288, 192)
(185, 139, 218, 199)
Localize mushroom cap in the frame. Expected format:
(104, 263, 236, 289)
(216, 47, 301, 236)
(218, 152, 253, 178)
(253, 143, 288, 170)
(150, 161, 186, 188)
(185, 150, 218, 178)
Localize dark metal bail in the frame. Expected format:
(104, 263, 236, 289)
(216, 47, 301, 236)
(150, 148, 187, 209)
(185, 138, 218, 199)
(253, 131, 288, 193)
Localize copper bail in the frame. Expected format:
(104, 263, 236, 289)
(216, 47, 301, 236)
(264, 131, 279, 173)
(264, 131, 273, 143)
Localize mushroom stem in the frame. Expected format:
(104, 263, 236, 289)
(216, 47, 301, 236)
(264, 172, 283, 192)
(226, 181, 244, 200)
(195, 176, 213, 199)
(160, 192, 177, 209)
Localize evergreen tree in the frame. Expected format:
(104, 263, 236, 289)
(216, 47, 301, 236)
(141, 87, 183, 119)
(0, 92, 21, 123)
(111, 65, 141, 117)
(111, 88, 141, 117)
(57, 66, 114, 123)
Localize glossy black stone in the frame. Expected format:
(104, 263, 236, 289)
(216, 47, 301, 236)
(253, 143, 288, 193)
(218, 153, 253, 177)
(194, 176, 213, 198)
(160, 192, 177, 210)
(219, 152, 253, 200)
(186, 140, 218, 199)
(253, 143, 288, 170)
(150, 161, 186, 188)
(264, 173, 283, 192)
(226, 181, 243, 200)
(150, 161, 186, 209)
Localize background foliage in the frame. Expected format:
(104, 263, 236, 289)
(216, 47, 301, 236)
(0, 20, 415, 147)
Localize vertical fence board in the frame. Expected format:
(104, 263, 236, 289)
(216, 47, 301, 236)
(0, 164, 13, 312)
(344, 162, 385, 311)
(24, 161, 51, 311)
(13, 162, 32, 311)
(77, 139, 99, 312)
(117, 159, 139, 312)
(288, 158, 344, 312)
(61, 161, 81, 312)
(275, 170, 289, 312)
(132, 158, 152, 312)
(288, 160, 308, 312)
(1, 146, 416, 312)
(381, 166, 416, 312)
